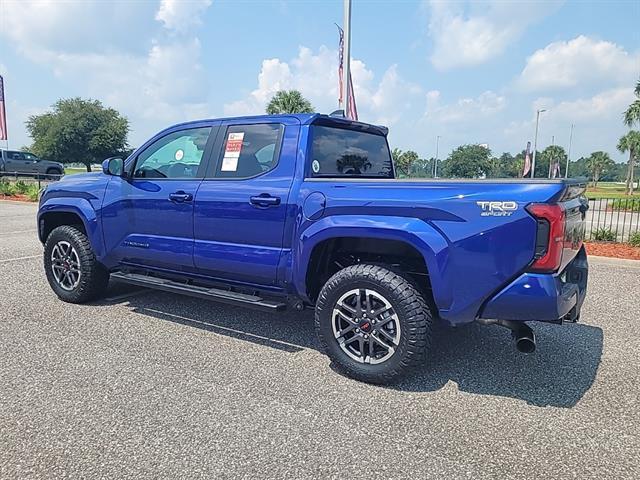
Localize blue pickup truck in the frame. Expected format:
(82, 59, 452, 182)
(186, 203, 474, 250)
(37, 113, 589, 383)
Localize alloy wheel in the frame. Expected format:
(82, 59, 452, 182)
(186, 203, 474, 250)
(332, 288, 401, 364)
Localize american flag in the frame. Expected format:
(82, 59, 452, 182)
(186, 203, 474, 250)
(0, 75, 7, 141)
(522, 141, 531, 177)
(337, 26, 358, 121)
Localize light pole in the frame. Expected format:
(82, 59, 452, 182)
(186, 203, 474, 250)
(531, 108, 546, 178)
(565, 124, 574, 178)
(433, 135, 440, 178)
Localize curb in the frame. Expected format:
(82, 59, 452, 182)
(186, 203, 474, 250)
(588, 255, 640, 267)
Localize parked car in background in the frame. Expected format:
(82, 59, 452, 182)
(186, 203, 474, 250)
(0, 150, 64, 179)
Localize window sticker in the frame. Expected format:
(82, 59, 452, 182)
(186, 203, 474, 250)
(221, 132, 244, 171)
(174, 149, 184, 161)
(312, 159, 320, 173)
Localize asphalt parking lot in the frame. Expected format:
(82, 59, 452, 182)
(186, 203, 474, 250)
(1, 200, 638, 479)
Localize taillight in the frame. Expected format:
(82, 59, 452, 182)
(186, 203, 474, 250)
(526, 203, 565, 272)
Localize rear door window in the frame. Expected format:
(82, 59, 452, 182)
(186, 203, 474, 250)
(309, 126, 393, 178)
(214, 124, 283, 179)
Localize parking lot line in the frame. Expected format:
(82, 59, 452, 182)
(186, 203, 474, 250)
(0, 254, 41, 263)
(0, 229, 37, 235)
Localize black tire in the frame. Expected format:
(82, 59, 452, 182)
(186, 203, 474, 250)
(44, 225, 109, 303)
(45, 168, 62, 180)
(315, 264, 432, 384)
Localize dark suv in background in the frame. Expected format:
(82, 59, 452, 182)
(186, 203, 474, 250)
(0, 150, 64, 179)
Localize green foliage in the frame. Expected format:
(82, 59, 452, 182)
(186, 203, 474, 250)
(25, 97, 129, 172)
(266, 90, 314, 114)
(14, 181, 30, 194)
(538, 145, 567, 178)
(391, 148, 420, 177)
(0, 180, 16, 196)
(585, 151, 615, 186)
(409, 157, 434, 178)
(441, 144, 492, 178)
(623, 79, 640, 127)
(26, 184, 40, 201)
(610, 198, 640, 211)
(0, 180, 40, 200)
(617, 130, 640, 194)
(629, 231, 640, 247)
(592, 228, 616, 242)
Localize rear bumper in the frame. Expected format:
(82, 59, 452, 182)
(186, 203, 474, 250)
(480, 246, 588, 323)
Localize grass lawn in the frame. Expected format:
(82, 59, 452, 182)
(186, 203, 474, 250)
(64, 167, 90, 175)
(586, 182, 639, 199)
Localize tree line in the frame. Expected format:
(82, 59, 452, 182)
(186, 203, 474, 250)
(395, 79, 640, 193)
(392, 144, 624, 187)
(19, 83, 640, 187)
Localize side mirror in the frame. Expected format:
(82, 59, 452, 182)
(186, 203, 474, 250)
(102, 157, 124, 176)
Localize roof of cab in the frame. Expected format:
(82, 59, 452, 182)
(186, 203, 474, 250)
(168, 113, 388, 136)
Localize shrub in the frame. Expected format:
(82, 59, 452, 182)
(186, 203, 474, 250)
(26, 184, 41, 202)
(14, 180, 30, 194)
(0, 180, 16, 196)
(592, 228, 616, 242)
(630, 231, 640, 247)
(610, 198, 640, 212)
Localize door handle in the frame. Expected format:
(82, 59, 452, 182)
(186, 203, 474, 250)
(250, 194, 281, 207)
(168, 191, 193, 203)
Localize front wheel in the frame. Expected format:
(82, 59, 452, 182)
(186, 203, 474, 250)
(44, 225, 109, 303)
(315, 264, 433, 384)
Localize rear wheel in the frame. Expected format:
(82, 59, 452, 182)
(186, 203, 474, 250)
(44, 225, 109, 303)
(45, 168, 62, 180)
(315, 264, 432, 384)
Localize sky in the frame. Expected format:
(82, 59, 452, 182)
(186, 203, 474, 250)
(0, 0, 639, 162)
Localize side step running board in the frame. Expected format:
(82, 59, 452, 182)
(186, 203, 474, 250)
(111, 272, 286, 312)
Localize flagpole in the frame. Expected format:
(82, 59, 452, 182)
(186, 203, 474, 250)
(565, 124, 574, 178)
(342, 0, 352, 119)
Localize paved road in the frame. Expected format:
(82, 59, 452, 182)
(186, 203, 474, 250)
(1, 200, 638, 479)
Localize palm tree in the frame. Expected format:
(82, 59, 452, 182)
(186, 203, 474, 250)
(266, 90, 314, 114)
(585, 151, 614, 188)
(624, 80, 640, 127)
(617, 130, 640, 194)
(540, 145, 567, 178)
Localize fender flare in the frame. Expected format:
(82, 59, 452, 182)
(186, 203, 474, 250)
(38, 199, 105, 259)
(293, 215, 452, 311)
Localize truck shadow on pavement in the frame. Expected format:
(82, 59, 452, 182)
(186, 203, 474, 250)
(120, 287, 603, 409)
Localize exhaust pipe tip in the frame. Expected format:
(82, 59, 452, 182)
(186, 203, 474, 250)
(514, 329, 536, 354)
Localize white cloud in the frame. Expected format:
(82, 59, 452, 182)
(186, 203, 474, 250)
(0, 0, 156, 59)
(156, 0, 213, 33)
(544, 87, 635, 122)
(0, 0, 214, 144)
(518, 36, 640, 91)
(427, 0, 562, 71)
(502, 87, 635, 160)
(425, 90, 506, 123)
(224, 46, 421, 127)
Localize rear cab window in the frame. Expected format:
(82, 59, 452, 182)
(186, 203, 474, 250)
(308, 125, 394, 178)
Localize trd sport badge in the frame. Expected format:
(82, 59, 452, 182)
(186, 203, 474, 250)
(476, 201, 518, 217)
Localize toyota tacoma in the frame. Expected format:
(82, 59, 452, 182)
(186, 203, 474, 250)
(37, 114, 589, 383)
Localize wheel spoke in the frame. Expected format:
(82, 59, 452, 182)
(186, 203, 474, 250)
(343, 335, 360, 346)
(375, 327, 398, 346)
(335, 309, 356, 325)
(372, 305, 393, 318)
(335, 324, 356, 338)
